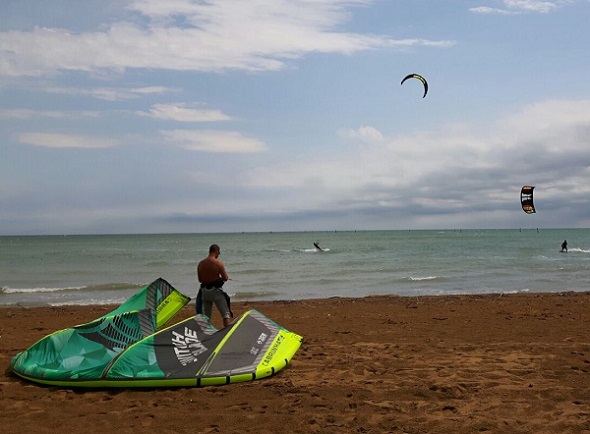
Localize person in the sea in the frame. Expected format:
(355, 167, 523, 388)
(196, 244, 233, 326)
(561, 240, 568, 253)
(313, 242, 323, 251)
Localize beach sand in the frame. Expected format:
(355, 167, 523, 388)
(2, 292, 590, 433)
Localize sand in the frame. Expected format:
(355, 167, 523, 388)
(2, 292, 590, 433)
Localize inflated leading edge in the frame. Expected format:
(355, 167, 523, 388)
(10, 278, 303, 388)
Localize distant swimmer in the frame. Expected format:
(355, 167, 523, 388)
(560, 240, 568, 253)
(313, 242, 323, 251)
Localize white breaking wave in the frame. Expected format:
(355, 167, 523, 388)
(2, 286, 83, 294)
(406, 276, 439, 281)
(49, 298, 125, 307)
(568, 248, 590, 253)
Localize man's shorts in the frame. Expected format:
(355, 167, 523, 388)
(196, 286, 233, 319)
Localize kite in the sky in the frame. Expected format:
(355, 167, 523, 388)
(401, 73, 428, 98)
(520, 186, 536, 214)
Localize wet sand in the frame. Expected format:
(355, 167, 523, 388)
(2, 292, 590, 433)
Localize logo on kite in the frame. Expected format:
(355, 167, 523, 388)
(401, 73, 428, 98)
(520, 186, 536, 214)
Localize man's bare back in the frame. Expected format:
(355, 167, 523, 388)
(198, 257, 228, 284)
(197, 244, 228, 285)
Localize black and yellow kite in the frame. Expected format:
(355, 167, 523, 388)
(401, 73, 428, 98)
(520, 186, 536, 214)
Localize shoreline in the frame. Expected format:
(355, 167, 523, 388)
(1, 288, 587, 309)
(3, 291, 590, 433)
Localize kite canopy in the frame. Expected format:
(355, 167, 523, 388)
(10, 278, 303, 388)
(520, 185, 536, 214)
(401, 73, 428, 98)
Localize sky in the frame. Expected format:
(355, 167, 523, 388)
(1, 0, 590, 235)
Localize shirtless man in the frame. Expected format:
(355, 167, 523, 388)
(196, 244, 232, 326)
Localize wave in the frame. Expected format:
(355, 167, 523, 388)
(263, 248, 331, 253)
(404, 276, 443, 282)
(568, 248, 590, 253)
(1, 282, 145, 295)
(1, 286, 84, 294)
(49, 297, 128, 307)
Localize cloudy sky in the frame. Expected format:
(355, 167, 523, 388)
(1, 0, 590, 235)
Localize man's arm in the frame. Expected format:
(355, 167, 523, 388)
(217, 260, 229, 281)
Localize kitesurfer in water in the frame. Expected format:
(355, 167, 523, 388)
(196, 244, 233, 326)
(313, 242, 323, 251)
(561, 240, 568, 253)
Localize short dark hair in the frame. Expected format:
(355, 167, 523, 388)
(209, 244, 220, 254)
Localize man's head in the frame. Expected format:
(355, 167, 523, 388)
(209, 244, 220, 257)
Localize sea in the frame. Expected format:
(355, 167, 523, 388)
(1, 229, 590, 307)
